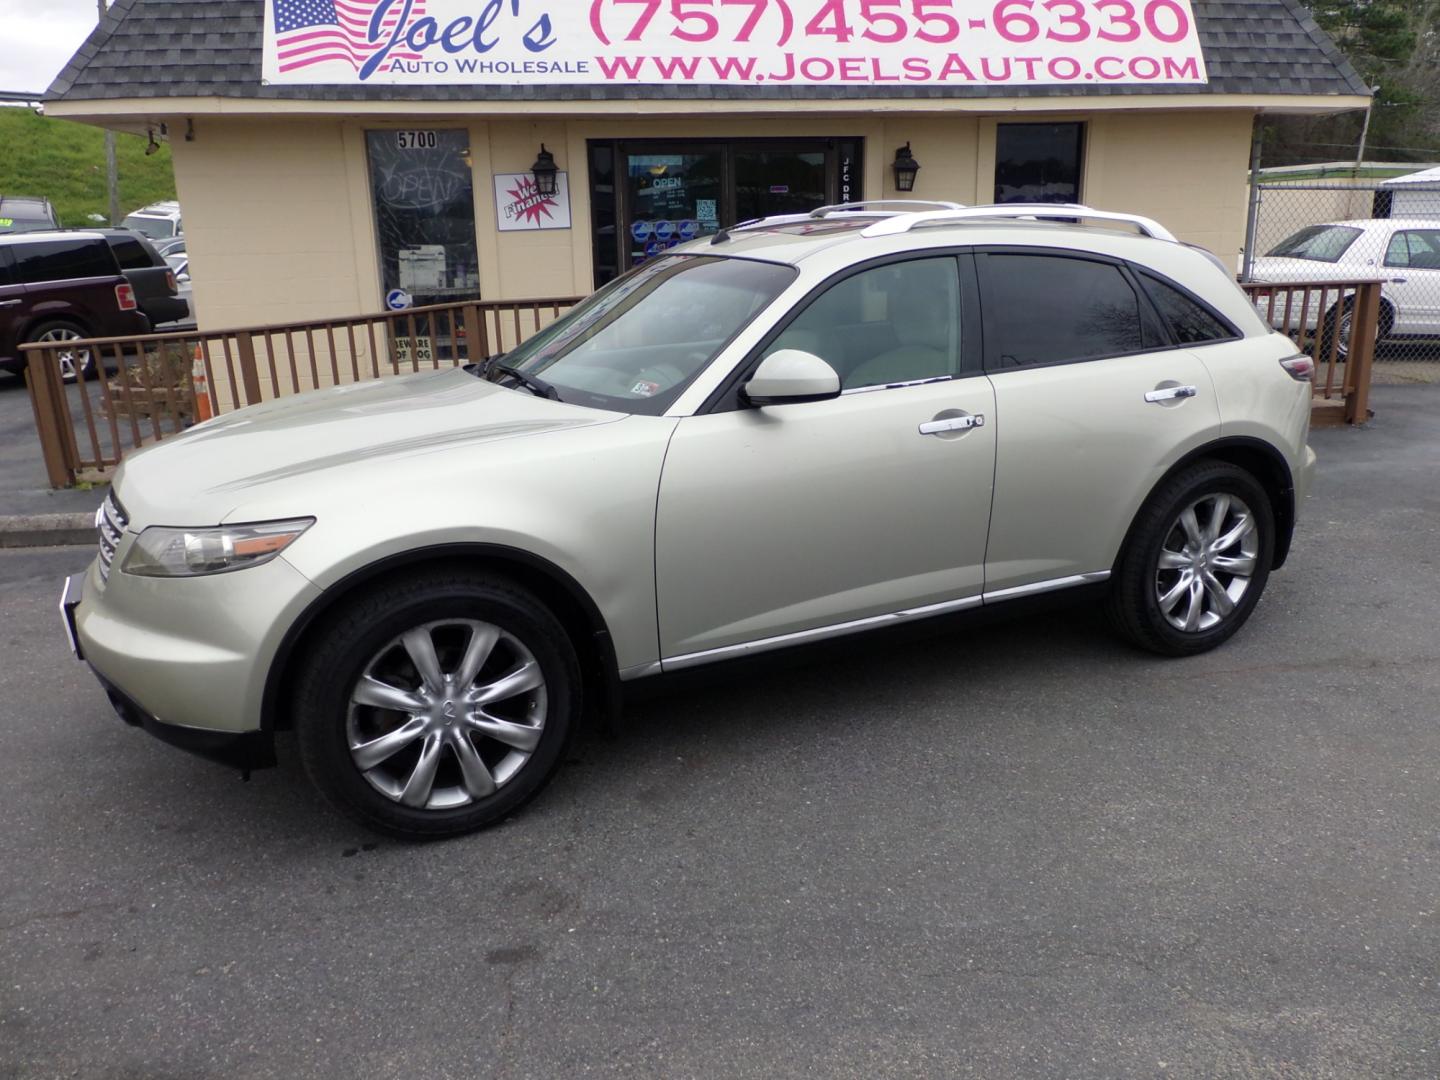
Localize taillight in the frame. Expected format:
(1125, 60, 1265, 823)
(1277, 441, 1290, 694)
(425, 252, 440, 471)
(165, 271, 177, 291)
(115, 283, 137, 311)
(1279, 353, 1314, 382)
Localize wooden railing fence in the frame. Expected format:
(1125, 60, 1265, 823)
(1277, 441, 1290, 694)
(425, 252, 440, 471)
(22, 297, 581, 488)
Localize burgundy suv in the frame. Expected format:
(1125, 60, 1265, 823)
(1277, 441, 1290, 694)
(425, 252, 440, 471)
(0, 232, 152, 380)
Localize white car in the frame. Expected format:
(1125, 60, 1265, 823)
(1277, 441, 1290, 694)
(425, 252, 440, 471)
(61, 202, 1317, 838)
(1250, 219, 1440, 353)
(121, 200, 182, 242)
(163, 253, 192, 322)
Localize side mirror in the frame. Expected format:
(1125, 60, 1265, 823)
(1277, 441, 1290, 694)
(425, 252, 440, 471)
(741, 349, 841, 407)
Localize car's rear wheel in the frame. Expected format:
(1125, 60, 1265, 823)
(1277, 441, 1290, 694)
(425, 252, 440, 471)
(1320, 300, 1355, 362)
(1107, 461, 1275, 656)
(293, 572, 580, 838)
(28, 321, 93, 382)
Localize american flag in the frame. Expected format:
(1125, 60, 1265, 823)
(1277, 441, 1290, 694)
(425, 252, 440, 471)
(273, 0, 425, 74)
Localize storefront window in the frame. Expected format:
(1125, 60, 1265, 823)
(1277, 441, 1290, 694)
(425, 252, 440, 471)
(365, 129, 480, 306)
(589, 138, 862, 288)
(994, 123, 1085, 205)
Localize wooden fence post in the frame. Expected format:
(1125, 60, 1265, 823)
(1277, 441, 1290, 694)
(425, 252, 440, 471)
(1346, 282, 1380, 425)
(22, 347, 80, 488)
(234, 332, 263, 405)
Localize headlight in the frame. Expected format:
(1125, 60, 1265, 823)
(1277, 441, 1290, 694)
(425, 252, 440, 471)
(121, 518, 314, 577)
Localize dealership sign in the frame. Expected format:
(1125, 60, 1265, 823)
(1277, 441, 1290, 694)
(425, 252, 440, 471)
(263, 0, 1207, 86)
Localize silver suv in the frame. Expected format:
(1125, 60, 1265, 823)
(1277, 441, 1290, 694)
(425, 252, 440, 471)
(61, 202, 1317, 837)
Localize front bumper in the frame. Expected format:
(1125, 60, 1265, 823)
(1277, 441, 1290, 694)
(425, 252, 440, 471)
(63, 571, 273, 770)
(94, 663, 276, 771)
(66, 545, 323, 741)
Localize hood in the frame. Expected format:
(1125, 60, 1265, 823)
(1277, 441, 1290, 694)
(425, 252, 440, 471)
(114, 368, 623, 524)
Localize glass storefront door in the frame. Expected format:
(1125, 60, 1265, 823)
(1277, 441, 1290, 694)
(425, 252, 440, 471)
(589, 138, 862, 287)
(734, 149, 828, 222)
(625, 148, 724, 268)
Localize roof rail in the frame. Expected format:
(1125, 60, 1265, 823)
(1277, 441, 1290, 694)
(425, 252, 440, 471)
(860, 204, 1178, 242)
(808, 200, 966, 218)
(719, 199, 968, 237)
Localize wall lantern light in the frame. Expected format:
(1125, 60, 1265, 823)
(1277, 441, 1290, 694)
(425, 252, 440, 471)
(892, 142, 920, 193)
(530, 144, 559, 197)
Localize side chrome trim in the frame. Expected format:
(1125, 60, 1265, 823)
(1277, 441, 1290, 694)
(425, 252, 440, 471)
(657, 571, 1114, 675)
(981, 570, 1111, 603)
(840, 375, 956, 396)
(662, 594, 984, 673)
(618, 661, 664, 682)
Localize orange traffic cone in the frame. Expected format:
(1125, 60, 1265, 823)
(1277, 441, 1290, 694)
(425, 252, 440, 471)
(191, 345, 214, 422)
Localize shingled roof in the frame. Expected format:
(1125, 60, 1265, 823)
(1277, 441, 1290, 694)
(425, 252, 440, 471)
(47, 0, 1369, 103)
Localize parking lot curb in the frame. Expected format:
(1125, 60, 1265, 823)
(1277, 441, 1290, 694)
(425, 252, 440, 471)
(0, 513, 95, 549)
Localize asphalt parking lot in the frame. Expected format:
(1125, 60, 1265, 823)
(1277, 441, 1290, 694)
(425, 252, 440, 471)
(2, 384, 1438, 1079)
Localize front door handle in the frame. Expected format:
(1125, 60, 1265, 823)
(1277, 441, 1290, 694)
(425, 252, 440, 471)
(0, 299, 22, 308)
(1392, 277, 1408, 284)
(919, 414, 984, 435)
(1144, 384, 1197, 404)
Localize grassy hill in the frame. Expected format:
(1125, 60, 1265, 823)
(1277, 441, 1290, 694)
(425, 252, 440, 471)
(0, 107, 176, 227)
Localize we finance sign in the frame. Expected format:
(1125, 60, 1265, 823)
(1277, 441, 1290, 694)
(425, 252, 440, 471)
(262, 0, 1207, 86)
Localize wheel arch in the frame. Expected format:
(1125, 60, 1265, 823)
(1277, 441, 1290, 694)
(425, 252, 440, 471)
(1116, 437, 1297, 573)
(262, 543, 622, 734)
(24, 312, 93, 341)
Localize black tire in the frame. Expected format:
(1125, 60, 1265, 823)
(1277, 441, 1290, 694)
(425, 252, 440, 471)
(26, 320, 94, 381)
(1106, 460, 1275, 657)
(293, 571, 581, 839)
(1319, 298, 1364, 363)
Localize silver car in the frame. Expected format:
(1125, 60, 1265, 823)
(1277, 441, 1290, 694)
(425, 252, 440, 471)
(62, 202, 1318, 838)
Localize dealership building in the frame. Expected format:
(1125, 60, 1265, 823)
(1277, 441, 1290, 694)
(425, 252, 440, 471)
(47, 0, 1367, 331)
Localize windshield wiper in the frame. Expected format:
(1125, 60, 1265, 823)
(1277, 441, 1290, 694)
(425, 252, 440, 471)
(482, 356, 561, 401)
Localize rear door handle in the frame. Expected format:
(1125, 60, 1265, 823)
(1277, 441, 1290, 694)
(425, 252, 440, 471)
(919, 414, 984, 435)
(0, 299, 22, 308)
(1144, 385, 1197, 403)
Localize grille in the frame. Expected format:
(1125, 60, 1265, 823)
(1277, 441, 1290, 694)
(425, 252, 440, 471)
(96, 493, 128, 582)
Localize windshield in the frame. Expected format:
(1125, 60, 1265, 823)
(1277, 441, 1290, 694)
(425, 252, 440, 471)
(493, 254, 795, 414)
(0, 215, 54, 233)
(1267, 225, 1361, 263)
(122, 214, 175, 239)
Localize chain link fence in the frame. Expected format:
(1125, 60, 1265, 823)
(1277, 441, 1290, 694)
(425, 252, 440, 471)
(1242, 179, 1440, 365)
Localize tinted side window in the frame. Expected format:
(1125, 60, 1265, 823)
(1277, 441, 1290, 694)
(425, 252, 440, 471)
(13, 240, 116, 284)
(1138, 271, 1236, 344)
(108, 235, 154, 269)
(1384, 229, 1440, 269)
(982, 253, 1151, 370)
(764, 257, 960, 391)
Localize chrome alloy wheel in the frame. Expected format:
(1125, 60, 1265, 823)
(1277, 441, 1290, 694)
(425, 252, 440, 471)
(1154, 493, 1260, 634)
(37, 326, 91, 381)
(346, 619, 547, 810)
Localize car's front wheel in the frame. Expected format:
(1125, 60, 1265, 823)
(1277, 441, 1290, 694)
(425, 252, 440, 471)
(1107, 461, 1275, 657)
(293, 571, 580, 838)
